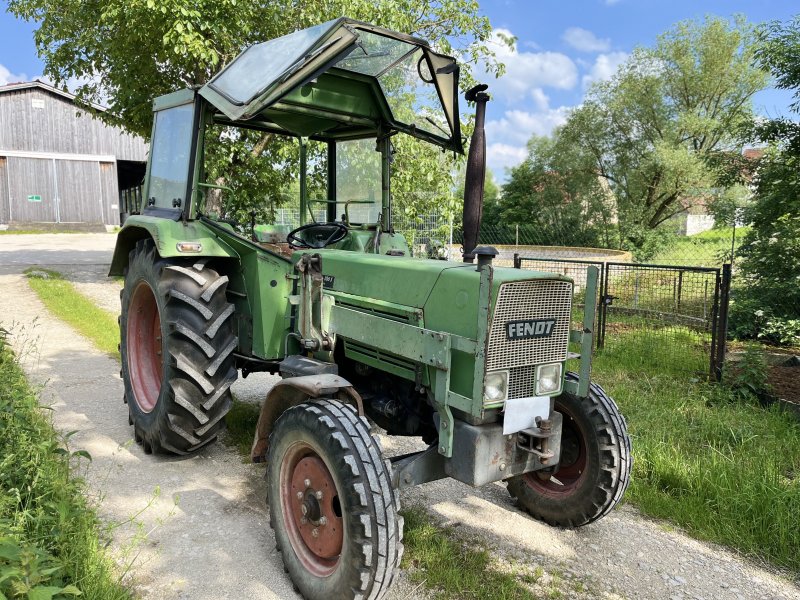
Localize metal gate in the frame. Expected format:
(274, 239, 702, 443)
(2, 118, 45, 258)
(599, 263, 727, 379)
(514, 256, 731, 379)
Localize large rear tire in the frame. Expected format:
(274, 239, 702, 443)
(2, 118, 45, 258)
(507, 372, 631, 527)
(267, 399, 402, 600)
(120, 238, 238, 455)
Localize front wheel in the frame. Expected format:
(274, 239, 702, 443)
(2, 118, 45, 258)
(267, 400, 402, 600)
(507, 373, 631, 527)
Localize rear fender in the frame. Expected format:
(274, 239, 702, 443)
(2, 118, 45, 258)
(109, 215, 240, 275)
(250, 375, 364, 463)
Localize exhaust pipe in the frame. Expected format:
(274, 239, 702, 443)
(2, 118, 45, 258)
(462, 84, 490, 263)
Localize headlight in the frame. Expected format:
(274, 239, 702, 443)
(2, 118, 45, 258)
(483, 370, 508, 403)
(536, 363, 562, 396)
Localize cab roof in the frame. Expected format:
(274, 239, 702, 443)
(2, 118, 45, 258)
(196, 18, 463, 153)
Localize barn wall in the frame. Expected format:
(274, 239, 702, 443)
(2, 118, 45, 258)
(7, 157, 57, 223)
(0, 158, 8, 223)
(0, 89, 147, 161)
(0, 85, 145, 226)
(100, 162, 121, 227)
(56, 160, 105, 223)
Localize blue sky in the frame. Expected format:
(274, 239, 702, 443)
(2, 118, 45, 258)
(0, 1, 797, 179)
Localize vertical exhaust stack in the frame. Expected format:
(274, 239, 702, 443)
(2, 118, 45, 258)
(462, 84, 490, 263)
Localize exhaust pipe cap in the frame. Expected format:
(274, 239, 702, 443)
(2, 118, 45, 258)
(474, 246, 499, 270)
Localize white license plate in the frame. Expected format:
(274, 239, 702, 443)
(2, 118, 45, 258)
(502, 396, 550, 435)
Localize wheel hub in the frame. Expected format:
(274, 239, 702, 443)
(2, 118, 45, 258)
(288, 456, 343, 560)
(526, 410, 586, 497)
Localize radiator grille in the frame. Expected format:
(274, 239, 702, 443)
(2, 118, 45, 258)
(508, 365, 536, 399)
(486, 280, 572, 379)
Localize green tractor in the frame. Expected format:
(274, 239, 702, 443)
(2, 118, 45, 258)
(110, 18, 631, 600)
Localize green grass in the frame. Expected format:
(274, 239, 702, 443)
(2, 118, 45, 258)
(225, 400, 261, 457)
(25, 268, 120, 359)
(652, 227, 749, 267)
(400, 507, 542, 599)
(592, 333, 800, 572)
(0, 332, 130, 599)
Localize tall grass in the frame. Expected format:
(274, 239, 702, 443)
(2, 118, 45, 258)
(593, 333, 800, 572)
(0, 332, 130, 599)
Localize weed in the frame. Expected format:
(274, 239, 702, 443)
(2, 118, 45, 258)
(726, 344, 771, 400)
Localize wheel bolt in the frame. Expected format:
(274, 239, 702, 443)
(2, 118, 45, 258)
(315, 490, 323, 500)
(319, 516, 327, 526)
(301, 505, 308, 516)
(304, 478, 311, 488)
(300, 516, 307, 525)
(296, 491, 303, 500)
(312, 528, 319, 538)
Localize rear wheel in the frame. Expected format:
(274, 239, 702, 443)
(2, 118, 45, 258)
(120, 238, 238, 454)
(267, 400, 402, 600)
(507, 373, 631, 527)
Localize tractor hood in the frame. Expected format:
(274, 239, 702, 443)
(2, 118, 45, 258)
(199, 18, 462, 152)
(301, 250, 571, 338)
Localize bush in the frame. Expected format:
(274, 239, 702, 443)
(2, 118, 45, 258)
(728, 295, 800, 346)
(732, 151, 800, 346)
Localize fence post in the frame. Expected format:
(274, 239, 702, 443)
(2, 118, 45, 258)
(515, 224, 519, 249)
(713, 263, 732, 381)
(513, 253, 520, 269)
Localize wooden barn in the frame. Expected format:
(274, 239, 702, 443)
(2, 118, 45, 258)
(0, 81, 148, 230)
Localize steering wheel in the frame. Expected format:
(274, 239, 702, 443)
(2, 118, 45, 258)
(287, 222, 349, 249)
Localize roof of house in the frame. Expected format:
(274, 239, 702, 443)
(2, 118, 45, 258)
(0, 79, 106, 111)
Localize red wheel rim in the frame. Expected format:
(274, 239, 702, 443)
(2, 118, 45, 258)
(280, 442, 344, 577)
(127, 281, 163, 413)
(523, 404, 587, 498)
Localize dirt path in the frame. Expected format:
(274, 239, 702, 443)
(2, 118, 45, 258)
(1, 243, 799, 599)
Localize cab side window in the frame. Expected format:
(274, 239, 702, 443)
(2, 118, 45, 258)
(146, 103, 194, 212)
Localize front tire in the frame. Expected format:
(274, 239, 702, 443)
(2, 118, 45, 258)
(120, 239, 238, 455)
(507, 372, 631, 527)
(267, 400, 402, 600)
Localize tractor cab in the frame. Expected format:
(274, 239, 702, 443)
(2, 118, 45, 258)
(142, 18, 462, 255)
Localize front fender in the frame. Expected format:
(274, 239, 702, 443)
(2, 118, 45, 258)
(108, 216, 240, 275)
(250, 375, 364, 463)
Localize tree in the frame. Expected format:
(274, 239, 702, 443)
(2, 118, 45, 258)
(500, 135, 616, 247)
(8, 0, 500, 219)
(728, 16, 800, 346)
(558, 16, 767, 251)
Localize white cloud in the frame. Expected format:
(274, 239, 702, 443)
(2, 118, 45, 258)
(487, 142, 528, 175)
(530, 88, 549, 111)
(582, 51, 629, 87)
(0, 64, 28, 86)
(485, 103, 572, 176)
(479, 28, 578, 103)
(562, 27, 611, 53)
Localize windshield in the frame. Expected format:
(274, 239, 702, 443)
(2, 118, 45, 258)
(334, 30, 451, 139)
(335, 138, 381, 225)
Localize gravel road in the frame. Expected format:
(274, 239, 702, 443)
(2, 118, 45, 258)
(1, 233, 799, 600)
